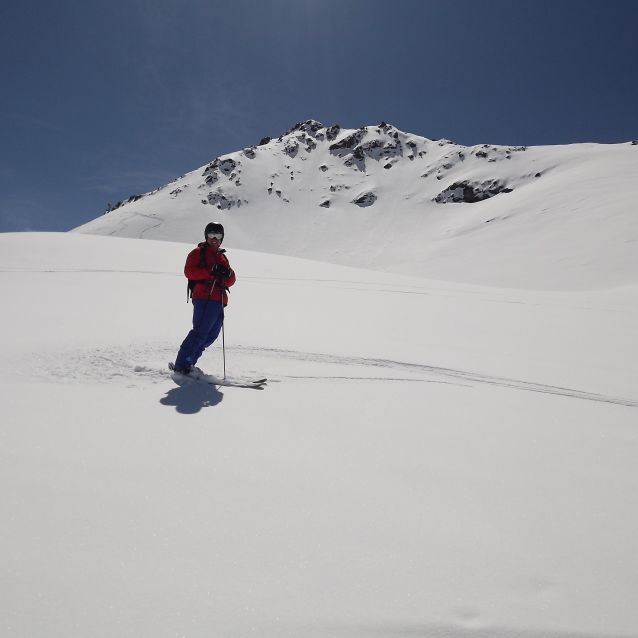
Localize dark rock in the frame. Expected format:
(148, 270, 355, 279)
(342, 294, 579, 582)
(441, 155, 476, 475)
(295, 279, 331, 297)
(329, 129, 365, 153)
(435, 180, 513, 204)
(384, 163, 393, 169)
(202, 159, 221, 179)
(283, 140, 299, 158)
(319, 165, 328, 172)
(206, 191, 235, 209)
(258, 136, 271, 146)
(243, 147, 256, 159)
(353, 192, 377, 207)
(218, 158, 237, 175)
(287, 120, 324, 136)
(325, 125, 341, 141)
(358, 138, 402, 161)
(319, 200, 330, 208)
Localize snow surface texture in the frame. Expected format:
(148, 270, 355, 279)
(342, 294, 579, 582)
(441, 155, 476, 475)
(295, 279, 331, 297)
(74, 120, 638, 290)
(1, 232, 637, 638)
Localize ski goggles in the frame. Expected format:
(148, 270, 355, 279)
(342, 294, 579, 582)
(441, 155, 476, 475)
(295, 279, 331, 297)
(206, 232, 223, 241)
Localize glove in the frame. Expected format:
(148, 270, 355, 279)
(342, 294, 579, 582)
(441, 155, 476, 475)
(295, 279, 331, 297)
(211, 263, 231, 278)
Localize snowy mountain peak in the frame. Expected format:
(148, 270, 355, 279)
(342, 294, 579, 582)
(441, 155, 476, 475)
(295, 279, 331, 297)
(74, 121, 638, 290)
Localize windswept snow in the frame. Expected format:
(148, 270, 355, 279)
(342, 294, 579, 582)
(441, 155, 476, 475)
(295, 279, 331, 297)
(1, 232, 637, 637)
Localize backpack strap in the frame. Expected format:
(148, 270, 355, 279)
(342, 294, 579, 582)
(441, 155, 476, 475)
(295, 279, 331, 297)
(185, 244, 210, 302)
(196, 242, 207, 267)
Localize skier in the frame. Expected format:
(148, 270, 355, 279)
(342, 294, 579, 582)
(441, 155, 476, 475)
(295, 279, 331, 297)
(172, 222, 236, 374)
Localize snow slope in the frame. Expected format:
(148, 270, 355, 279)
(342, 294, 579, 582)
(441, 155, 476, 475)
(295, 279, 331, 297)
(74, 121, 638, 290)
(1, 232, 637, 638)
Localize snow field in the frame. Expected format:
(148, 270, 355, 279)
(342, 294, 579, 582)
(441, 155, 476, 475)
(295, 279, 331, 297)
(1, 232, 637, 638)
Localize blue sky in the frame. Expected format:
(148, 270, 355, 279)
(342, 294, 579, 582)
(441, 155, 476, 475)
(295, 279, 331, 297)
(1, 0, 636, 232)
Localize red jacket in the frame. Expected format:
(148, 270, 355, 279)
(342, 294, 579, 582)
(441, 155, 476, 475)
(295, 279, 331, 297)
(185, 243, 236, 305)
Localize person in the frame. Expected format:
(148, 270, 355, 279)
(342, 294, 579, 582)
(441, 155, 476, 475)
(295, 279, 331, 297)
(173, 222, 236, 374)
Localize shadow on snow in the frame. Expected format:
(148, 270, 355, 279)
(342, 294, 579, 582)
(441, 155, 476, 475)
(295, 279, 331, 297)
(160, 378, 223, 414)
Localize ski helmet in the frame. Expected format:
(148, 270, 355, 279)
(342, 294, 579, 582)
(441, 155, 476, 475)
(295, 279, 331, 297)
(204, 221, 224, 242)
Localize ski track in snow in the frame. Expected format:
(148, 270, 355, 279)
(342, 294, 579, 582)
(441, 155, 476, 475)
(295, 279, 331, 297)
(19, 343, 638, 408)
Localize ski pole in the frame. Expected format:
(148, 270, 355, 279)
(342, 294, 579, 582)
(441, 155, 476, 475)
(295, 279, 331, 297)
(221, 318, 226, 379)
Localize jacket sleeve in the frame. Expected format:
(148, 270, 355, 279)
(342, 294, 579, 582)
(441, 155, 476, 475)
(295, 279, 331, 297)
(184, 248, 209, 280)
(220, 254, 236, 288)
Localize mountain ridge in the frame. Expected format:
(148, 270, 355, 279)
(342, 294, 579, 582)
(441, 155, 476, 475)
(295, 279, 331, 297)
(74, 120, 638, 290)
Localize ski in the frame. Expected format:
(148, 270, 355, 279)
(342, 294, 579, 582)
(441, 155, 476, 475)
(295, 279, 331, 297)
(168, 363, 267, 389)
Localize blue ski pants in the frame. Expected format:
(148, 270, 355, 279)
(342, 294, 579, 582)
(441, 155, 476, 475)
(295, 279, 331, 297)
(174, 299, 224, 370)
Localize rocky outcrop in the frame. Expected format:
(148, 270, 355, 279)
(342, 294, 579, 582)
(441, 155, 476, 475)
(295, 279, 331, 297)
(435, 180, 513, 204)
(218, 158, 237, 175)
(283, 140, 299, 158)
(325, 125, 341, 142)
(287, 120, 324, 137)
(170, 186, 188, 198)
(105, 193, 144, 213)
(329, 129, 366, 154)
(353, 192, 377, 207)
(360, 138, 403, 161)
(203, 190, 241, 209)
